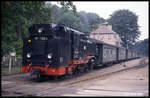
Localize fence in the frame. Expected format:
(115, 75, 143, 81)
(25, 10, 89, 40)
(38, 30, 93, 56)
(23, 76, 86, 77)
(1, 55, 22, 76)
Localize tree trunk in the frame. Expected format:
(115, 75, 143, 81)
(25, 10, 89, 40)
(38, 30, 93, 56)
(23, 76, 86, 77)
(16, 24, 22, 40)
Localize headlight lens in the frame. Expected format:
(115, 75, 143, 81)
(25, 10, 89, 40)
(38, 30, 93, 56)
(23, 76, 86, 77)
(27, 53, 31, 58)
(48, 53, 52, 59)
(84, 46, 86, 50)
(38, 28, 43, 33)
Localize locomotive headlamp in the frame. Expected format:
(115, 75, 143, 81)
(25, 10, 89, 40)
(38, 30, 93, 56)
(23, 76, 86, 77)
(48, 53, 52, 59)
(38, 28, 43, 33)
(84, 46, 86, 50)
(28, 39, 31, 43)
(27, 53, 31, 58)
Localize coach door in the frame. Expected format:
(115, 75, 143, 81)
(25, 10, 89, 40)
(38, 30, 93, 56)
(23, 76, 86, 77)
(96, 43, 103, 64)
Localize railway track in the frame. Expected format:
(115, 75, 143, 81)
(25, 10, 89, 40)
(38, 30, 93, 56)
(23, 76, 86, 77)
(2, 57, 148, 96)
(60, 57, 148, 86)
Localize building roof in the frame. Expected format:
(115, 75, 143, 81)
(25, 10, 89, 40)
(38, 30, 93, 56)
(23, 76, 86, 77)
(91, 24, 115, 34)
(90, 24, 123, 45)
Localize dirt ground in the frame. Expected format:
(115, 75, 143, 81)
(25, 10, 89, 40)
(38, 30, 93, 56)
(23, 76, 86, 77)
(1, 57, 149, 96)
(63, 59, 149, 96)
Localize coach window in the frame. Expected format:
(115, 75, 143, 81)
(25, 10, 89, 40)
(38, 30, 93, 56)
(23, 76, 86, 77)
(111, 49, 112, 54)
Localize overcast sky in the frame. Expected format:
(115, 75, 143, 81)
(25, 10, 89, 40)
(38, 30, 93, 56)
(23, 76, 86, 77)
(50, 1, 149, 41)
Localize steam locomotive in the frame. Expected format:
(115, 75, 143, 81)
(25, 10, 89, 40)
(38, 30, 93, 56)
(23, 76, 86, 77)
(22, 23, 141, 80)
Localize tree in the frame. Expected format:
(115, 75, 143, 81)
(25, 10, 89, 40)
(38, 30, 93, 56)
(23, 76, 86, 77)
(50, 3, 105, 35)
(78, 11, 91, 33)
(1, 1, 53, 57)
(59, 1, 76, 15)
(132, 38, 149, 56)
(86, 12, 105, 31)
(56, 10, 82, 31)
(78, 11, 105, 34)
(1, 1, 76, 57)
(107, 9, 140, 48)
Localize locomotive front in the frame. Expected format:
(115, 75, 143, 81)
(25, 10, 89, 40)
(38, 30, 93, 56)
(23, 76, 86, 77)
(22, 23, 71, 79)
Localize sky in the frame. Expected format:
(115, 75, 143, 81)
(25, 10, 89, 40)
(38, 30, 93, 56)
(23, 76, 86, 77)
(50, 1, 149, 41)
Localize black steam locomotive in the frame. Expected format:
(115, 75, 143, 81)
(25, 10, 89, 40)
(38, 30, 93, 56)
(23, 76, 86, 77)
(22, 23, 141, 80)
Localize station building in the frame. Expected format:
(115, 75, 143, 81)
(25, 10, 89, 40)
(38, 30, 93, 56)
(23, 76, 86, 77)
(90, 24, 122, 47)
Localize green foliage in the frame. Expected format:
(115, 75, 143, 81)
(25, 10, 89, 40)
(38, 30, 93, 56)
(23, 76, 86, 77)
(132, 38, 149, 56)
(78, 11, 91, 33)
(59, 1, 77, 15)
(86, 12, 105, 31)
(1, 1, 53, 57)
(107, 9, 141, 48)
(2, 1, 105, 57)
(56, 11, 82, 31)
(51, 4, 105, 35)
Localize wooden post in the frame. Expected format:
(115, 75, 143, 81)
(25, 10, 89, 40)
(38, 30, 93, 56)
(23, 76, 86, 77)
(9, 56, 12, 74)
